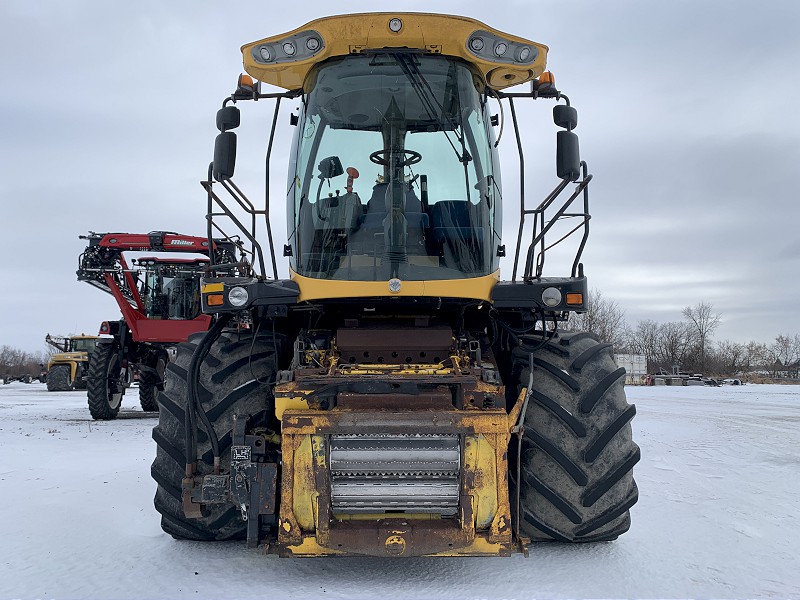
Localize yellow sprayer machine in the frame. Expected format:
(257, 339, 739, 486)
(45, 334, 99, 391)
(150, 13, 639, 557)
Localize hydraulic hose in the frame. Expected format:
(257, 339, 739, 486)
(184, 313, 232, 478)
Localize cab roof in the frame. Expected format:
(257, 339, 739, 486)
(241, 12, 548, 91)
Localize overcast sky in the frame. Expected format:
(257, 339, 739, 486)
(1, 0, 798, 354)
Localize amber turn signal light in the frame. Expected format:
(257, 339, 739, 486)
(538, 71, 555, 87)
(565, 293, 583, 305)
(206, 294, 225, 306)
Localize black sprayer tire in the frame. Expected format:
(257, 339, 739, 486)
(151, 329, 281, 541)
(46, 364, 73, 391)
(140, 353, 167, 412)
(139, 382, 158, 412)
(87, 344, 126, 420)
(512, 331, 639, 542)
(73, 364, 88, 390)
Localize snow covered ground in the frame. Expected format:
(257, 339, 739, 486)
(1, 382, 798, 599)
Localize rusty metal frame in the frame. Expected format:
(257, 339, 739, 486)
(277, 408, 513, 557)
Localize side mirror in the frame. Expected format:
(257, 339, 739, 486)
(216, 106, 240, 132)
(213, 132, 237, 181)
(553, 104, 578, 130)
(317, 156, 343, 179)
(556, 131, 580, 181)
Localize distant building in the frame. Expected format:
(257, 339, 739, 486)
(774, 361, 800, 380)
(614, 354, 647, 385)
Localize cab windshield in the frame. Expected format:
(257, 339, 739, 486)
(287, 53, 502, 281)
(141, 266, 203, 320)
(72, 339, 97, 353)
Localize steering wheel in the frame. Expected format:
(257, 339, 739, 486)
(369, 149, 422, 167)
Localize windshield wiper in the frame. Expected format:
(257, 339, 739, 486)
(394, 54, 471, 165)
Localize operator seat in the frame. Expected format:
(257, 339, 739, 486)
(429, 200, 484, 272)
(315, 193, 363, 231)
(303, 192, 363, 274)
(361, 182, 429, 252)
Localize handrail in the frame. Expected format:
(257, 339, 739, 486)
(202, 180, 267, 278)
(503, 92, 592, 283)
(524, 175, 591, 280)
(204, 94, 290, 281)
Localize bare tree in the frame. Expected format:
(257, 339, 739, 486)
(654, 321, 695, 373)
(626, 319, 660, 373)
(568, 288, 627, 347)
(713, 340, 747, 377)
(0, 345, 48, 378)
(561, 293, 799, 380)
(625, 319, 695, 374)
(682, 302, 722, 372)
(744, 341, 769, 375)
(768, 334, 800, 378)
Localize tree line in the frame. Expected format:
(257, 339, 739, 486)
(569, 291, 800, 379)
(0, 345, 49, 379)
(3, 304, 799, 381)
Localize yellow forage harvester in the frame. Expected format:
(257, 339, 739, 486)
(149, 12, 640, 557)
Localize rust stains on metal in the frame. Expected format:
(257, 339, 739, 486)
(335, 326, 454, 365)
(277, 408, 514, 557)
(336, 391, 452, 410)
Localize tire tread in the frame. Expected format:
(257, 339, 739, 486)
(513, 331, 639, 543)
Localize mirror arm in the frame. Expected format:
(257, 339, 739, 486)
(206, 163, 215, 270)
(264, 96, 282, 280)
(509, 97, 525, 282)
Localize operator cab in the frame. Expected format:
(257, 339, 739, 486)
(287, 53, 502, 282)
(138, 258, 207, 320)
(70, 338, 98, 355)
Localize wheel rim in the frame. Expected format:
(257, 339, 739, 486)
(106, 354, 125, 409)
(155, 356, 167, 384)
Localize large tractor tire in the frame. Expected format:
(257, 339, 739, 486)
(151, 329, 281, 541)
(87, 344, 126, 420)
(511, 331, 639, 543)
(46, 364, 73, 391)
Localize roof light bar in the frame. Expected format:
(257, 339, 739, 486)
(467, 30, 537, 65)
(252, 30, 325, 65)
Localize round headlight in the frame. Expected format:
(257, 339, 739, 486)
(282, 42, 296, 56)
(516, 46, 532, 62)
(228, 286, 249, 307)
(494, 42, 508, 56)
(469, 37, 485, 52)
(306, 37, 320, 51)
(541, 287, 562, 307)
(388, 18, 403, 32)
(258, 46, 272, 62)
